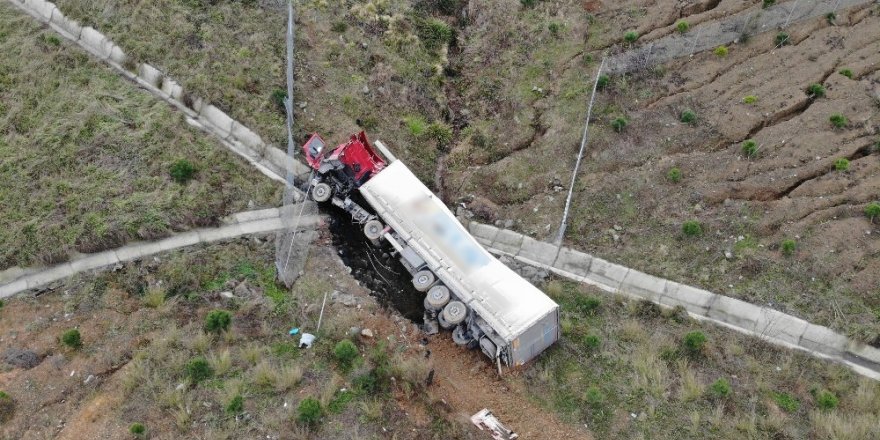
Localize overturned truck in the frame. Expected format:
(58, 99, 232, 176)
(302, 132, 559, 367)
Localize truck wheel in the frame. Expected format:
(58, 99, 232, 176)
(363, 220, 384, 240)
(452, 324, 474, 347)
(311, 182, 332, 202)
(412, 270, 435, 292)
(425, 285, 450, 311)
(442, 301, 467, 326)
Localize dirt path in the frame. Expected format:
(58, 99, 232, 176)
(427, 337, 592, 439)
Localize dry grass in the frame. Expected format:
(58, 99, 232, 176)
(208, 349, 232, 377)
(250, 360, 277, 389)
(676, 360, 704, 402)
(0, 3, 279, 270)
(275, 364, 304, 392)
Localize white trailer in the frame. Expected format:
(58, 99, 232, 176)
(358, 160, 559, 367)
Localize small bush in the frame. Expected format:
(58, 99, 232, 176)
(61, 329, 82, 349)
(226, 395, 244, 414)
(816, 390, 838, 410)
(333, 340, 359, 370)
(596, 74, 610, 90)
(297, 397, 322, 425)
(585, 387, 604, 407)
(169, 159, 196, 184)
(834, 158, 850, 171)
(742, 139, 758, 158)
(185, 357, 214, 384)
(0, 299, 4, 309)
(865, 202, 880, 222)
(839, 68, 853, 79)
(520, 0, 537, 7)
(829, 113, 848, 129)
(676, 21, 689, 33)
(742, 95, 757, 104)
(714, 45, 729, 57)
(710, 378, 732, 398)
(624, 31, 639, 44)
(271, 89, 287, 113)
(0, 391, 14, 423)
(204, 310, 232, 334)
(548, 22, 561, 37)
(330, 21, 348, 33)
(426, 122, 453, 147)
(404, 116, 427, 137)
(680, 110, 697, 124)
(825, 12, 837, 24)
(682, 221, 703, 237)
(417, 18, 454, 51)
(807, 83, 826, 98)
(667, 167, 682, 183)
(775, 32, 790, 46)
(583, 334, 601, 351)
(611, 117, 628, 133)
(574, 296, 601, 315)
(763, 0, 776, 8)
(773, 392, 800, 412)
(129, 422, 146, 436)
(683, 330, 707, 355)
(781, 239, 796, 256)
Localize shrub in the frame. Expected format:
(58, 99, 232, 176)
(297, 397, 322, 425)
(271, 89, 287, 113)
(330, 21, 348, 33)
(61, 329, 82, 349)
(683, 330, 707, 355)
(773, 392, 800, 412)
(834, 158, 849, 171)
(710, 378, 732, 398)
(520, 0, 537, 7)
(417, 18, 454, 51)
(680, 110, 697, 124)
(682, 221, 703, 237)
(676, 21, 689, 33)
(574, 296, 601, 315)
(781, 239, 796, 256)
(826, 12, 837, 24)
(742, 139, 758, 158)
(585, 387, 604, 407)
(713, 45, 728, 57)
(185, 357, 214, 384)
(404, 116, 427, 137)
(204, 310, 232, 334)
(763, 0, 776, 8)
(624, 31, 639, 44)
(0, 299, 4, 309)
(829, 113, 848, 129)
(775, 32, 790, 46)
(865, 202, 880, 222)
(839, 68, 853, 79)
(548, 22, 561, 37)
(169, 159, 196, 184)
(333, 340, 359, 370)
(742, 95, 757, 104)
(807, 83, 826, 98)
(596, 74, 610, 90)
(667, 167, 682, 183)
(583, 335, 601, 351)
(611, 117, 628, 133)
(226, 395, 244, 414)
(0, 391, 14, 423)
(129, 423, 146, 436)
(426, 122, 453, 147)
(816, 389, 838, 410)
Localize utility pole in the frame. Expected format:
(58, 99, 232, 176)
(283, 0, 296, 202)
(556, 58, 605, 245)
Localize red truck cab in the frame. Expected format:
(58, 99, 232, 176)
(303, 131, 386, 185)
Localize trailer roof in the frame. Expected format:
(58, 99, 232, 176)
(359, 161, 558, 341)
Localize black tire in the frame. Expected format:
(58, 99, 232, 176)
(425, 285, 451, 311)
(412, 270, 435, 292)
(363, 220, 384, 240)
(311, 182, 332, 203)
(442, 301, 467, 326)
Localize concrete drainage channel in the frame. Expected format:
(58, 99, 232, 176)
(466, 221, 880, 380)
(5, 0, 880, 380)
(0, 207, 324, 300)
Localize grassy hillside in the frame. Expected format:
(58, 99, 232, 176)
(0, 3, 280, 269)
